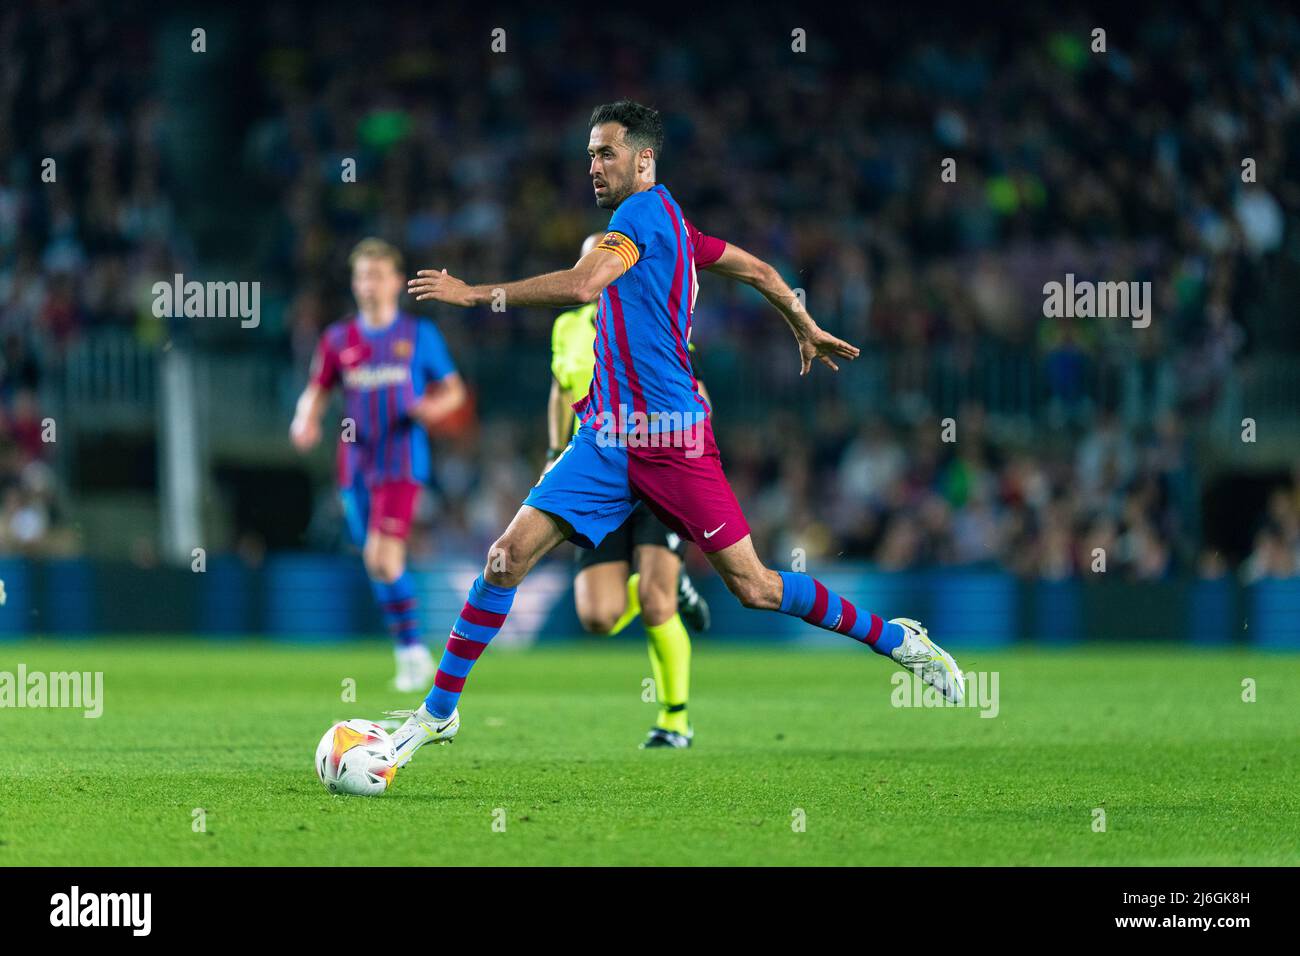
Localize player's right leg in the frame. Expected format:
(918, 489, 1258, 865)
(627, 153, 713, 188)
(391, 427, 638, 767)
(390, 504, 569, 766)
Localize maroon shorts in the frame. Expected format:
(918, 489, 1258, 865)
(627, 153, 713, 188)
(627, 420, 750, 553)
(368, 479, 421, 540)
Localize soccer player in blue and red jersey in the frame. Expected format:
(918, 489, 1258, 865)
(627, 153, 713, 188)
(390, 102, 964, 762)
(291, 238, 466, 691)
(549, 231, 714, 749)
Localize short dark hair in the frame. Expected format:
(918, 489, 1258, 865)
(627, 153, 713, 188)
(589, 100, 664, 162)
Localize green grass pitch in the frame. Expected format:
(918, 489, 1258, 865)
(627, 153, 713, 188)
(1, 639, 1297, 866)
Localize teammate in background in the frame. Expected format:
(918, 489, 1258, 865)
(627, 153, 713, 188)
(391, 101, 964, 764)
(291, 238, 467, 691)
(550, 232, 711, 749)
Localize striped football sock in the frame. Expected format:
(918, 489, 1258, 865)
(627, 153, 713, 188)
(424, 574, 516, 718)
(775, 571, 904, 657)
(372, 573, 422, 648)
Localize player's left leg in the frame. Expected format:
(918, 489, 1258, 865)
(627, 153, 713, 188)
(707, 534, 964, 702)
(363, 480, 433, 692)
(629, 420, 965, 702)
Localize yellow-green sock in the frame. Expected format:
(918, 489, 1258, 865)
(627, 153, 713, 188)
(646, 621, 666, 712)
(646, 613, 690, 734)
(608, 572, 641, 636)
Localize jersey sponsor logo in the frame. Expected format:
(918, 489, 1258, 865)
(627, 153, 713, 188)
(342, 364, 411, 389)
(703, 522, 726, 539)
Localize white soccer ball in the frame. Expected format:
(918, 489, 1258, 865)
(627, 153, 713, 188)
(315, 719, 398, 796)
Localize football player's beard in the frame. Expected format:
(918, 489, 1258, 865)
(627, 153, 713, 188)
(596, 177, 631, 208)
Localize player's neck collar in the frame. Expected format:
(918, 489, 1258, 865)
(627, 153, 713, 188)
(357, 310, 401, 335)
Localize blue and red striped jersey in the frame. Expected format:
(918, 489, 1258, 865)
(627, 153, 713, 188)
(577, 184, 723, 436)
(309, 311, 457, 486)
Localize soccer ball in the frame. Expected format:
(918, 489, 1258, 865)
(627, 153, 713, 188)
(315, 719, 398, 796)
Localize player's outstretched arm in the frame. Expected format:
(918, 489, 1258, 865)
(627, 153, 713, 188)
(705, 242, 860, 375)
(407, 249, 624, 309)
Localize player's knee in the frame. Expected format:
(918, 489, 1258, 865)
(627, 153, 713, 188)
(364, 550, 403, 584)
(369, 563, 402, 585)
(577, 608, 619, 635)
(638, 580, 677, 626)
(484, 537, 525, 588)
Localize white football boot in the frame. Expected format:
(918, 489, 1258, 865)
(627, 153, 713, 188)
(386, 704, 459, 768)
(889, 618, 965, 704)
(392, 644, 436, 693)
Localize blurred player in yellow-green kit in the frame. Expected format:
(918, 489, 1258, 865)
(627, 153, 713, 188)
(545, 232, 711, 748)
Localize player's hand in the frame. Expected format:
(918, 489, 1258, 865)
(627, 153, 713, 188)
(407, 269, 476, 307)
(290, 416, 320, 451)
(404, 395, 444, 430)
(797, 325, 860, 375)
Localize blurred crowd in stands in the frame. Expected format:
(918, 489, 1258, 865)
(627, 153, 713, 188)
(386, 391, 1300, 583)
(3, 2, 1300, 577)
